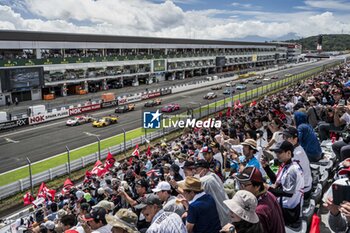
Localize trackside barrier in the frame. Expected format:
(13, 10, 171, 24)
(0, 61, 342, 200)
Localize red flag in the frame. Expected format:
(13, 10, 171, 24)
(23, 192, 34, 206)
(91, 160, 108, 177)
(219, 111, 223, 118)
(61, 178, 74, 195)
(234, 100, 243, 110)
(104, 152, 116, 170)
(249, 100, 257, 107)
(309, 214, 320, 233)
(37, 182, 56, 201)
(226, 107, 231, 117)
(128, 157, 133, 165)
(146, 145, 152, 158)
(132, 144, 140, 157)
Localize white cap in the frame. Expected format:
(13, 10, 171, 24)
(97, 187, 105, 195)
(152, 181, 171, 193)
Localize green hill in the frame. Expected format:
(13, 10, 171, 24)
(286, 34, 350, 52)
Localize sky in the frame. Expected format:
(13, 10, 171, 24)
(0, 0, 349, 41)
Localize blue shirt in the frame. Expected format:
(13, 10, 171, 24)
(239, 155, 261, 170)
(187, 193, 221, 233)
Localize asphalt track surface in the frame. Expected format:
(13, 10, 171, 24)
(0, 59, 340, 173)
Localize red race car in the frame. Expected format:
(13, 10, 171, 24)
(161, 103, 180, 112)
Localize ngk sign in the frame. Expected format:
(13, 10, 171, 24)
(29, 110, 69, 125)
(68, 104, 101, 116)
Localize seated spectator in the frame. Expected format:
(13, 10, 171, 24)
(202, 146, 223, 180)
(265, 118, 284, 150)
(105, 208, 140, 233)
(178, 176, 221, 233)
(268, 141, 304, 228)
(306, 96, 322, 128)
(221, 190, 263, 233)
(134, 194, 186, 233)
(236, 166, 286, 233)
(82, 207, 111, 233)
(240, 139, 261, 171)
(294, 111, 322, 162)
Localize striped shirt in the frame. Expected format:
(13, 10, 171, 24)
(146, 209, 187, 233)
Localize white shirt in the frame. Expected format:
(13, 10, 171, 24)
(293, 145, 312, 193)
(341, 112, 350, 125)
(146, 209, 187, 233)
(91, 224, 111, 233)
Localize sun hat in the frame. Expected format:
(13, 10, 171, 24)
(177, 176, 203, 192)
(223, 190, 259, 224)
(105, 208, 138, 233)
(241, 139, 257, 151)
(93, 200, 115, 212)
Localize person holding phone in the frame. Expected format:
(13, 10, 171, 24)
(325, 198, 350, 232)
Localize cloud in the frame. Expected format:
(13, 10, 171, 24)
(0, 0, 350, 41)
(304, 0, 350, 11)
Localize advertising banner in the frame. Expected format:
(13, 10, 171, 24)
(29, 110, 69, 125)
(160, 89, 172, 96)
(148, 92, 161, 98)
(101, 100, 118, 108)
(68, 104, 101, 116)
(126, 95, 142, 103)
(117, 96, 127, 105)
(0, 118, 29, 131)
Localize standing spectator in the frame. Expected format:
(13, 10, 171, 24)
(178, 176, 221, 233)
(269, 141, 304, 228)
(135, 194, 186, 233)
(236, 166, 286, 233)
(306, 96, 321, 128)
(105, 208, 139, 233)
(221, 190, 263, 233)
(202, 146, 223, 180)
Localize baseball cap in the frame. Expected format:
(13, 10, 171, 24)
(224, 190, 259, 224)
(80, 203, 91, 211)
(135, 179, 149, 189)
(152, 181, 171, 193)
(134, 194, 162, 209)
(241, 139, 257, 151)
(182, 161, 195, 169)
(83, 207, 107, 222)
(236, 166, 264, 183)
(282, 127, 299, 138)
(338, 167, 350, 176)
(194, 160, 209, 169)
(93, 200, 115, 212)
(106, 209, 138, 233)
(270, 141, 294, 154)
(202, 146, 213, 153)
(41, 221, 55, 230)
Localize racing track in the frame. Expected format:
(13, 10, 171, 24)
(0, 59, 341, 173)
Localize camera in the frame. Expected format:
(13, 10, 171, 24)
(332, 180, 350, 205)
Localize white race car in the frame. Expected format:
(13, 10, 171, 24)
(66, 115, 94, 126)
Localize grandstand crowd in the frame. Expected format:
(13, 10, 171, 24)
(2, 62, 350, 233)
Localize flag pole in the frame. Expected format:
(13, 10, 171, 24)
(26, 157, 34, 196)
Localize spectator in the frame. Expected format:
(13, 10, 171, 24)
(265, 118, 284, 150)
(41, 221, 56, 233)
(152, 181, 185, 217)
(178, 176, 221, 233)
(210, 142, 224, 170)
(60, 214, 83, 233)
(306, 96, 322, 128)
(236, 166, 286, 233)
(282, 127, 313, 200)
(294, 111, 322, 162)
(134, 194, 186, 233)
(268, 141, 304, 228)
(105, 208, 140, 233)
(82, 207, 111, 233)
(202, 146, 223, 180)
(221, 190, 263, 233)
(240, 139, 261, 171)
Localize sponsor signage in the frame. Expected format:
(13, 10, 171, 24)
(0, 118, 29, 131)
(117, 97, 127, 105)
(101, 100, 118, 108)
(127, 95, 142, 103)
(160, 89, 172, 96)
(68, 104, 101, 116)
(29, 110, 69, 125)
(148, 92, 161, 98)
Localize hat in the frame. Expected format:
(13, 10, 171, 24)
(80, 203, 91, 212)
(135, 179, 148, 189)
(270, 141, 294, 154)
(84, 193, 92, 202)
(182, 161, 195, 169)
(307, 96, 317, 102)
(83, 207, 107, 222)
(75, 190, 85, 200)
(236, 167, 264, 183)
(338, 167, 350, 176)
(152, 181, 171, 193)
(134, 194, 162, 209)
(194, 160, 209, 169)
(57, 209, 67, 219)
(42, 221, 55, 230)
(106, 209, 138, 233)
(97, 188, 105, 195)
(241, 139, 257, 151)
(163, 163, 171, 169)
(202, 146, 213, 153)
(177, 176, 203, 192)
(176, 153, 187, 160)
(93, 200, 115, 212)
(223, 190, 259, 224)
(170, 164, 180, 173)
(282, 127, 298, 138)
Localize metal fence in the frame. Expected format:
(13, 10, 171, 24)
(0, 62, 337, 200)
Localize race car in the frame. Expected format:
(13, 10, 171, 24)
(211, 85, 222, 90)
(271, 75, 279, 79)
(223, 89, 235, 95)
(66, 115, 95, 126)
(92, 115, 119, 127)
(203, 92, 217, 99)
(144, 98, 162, 107)
(263, 77, 270, 81)
(236, 84, 247, 90)
(225, 81, 236, 87)
(240, 80, 249, 84)
(161, 103, 180, 113)
(253, 80, 263, 85)
(115, 103, 135, 113)
(247, 77, 256, 82)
